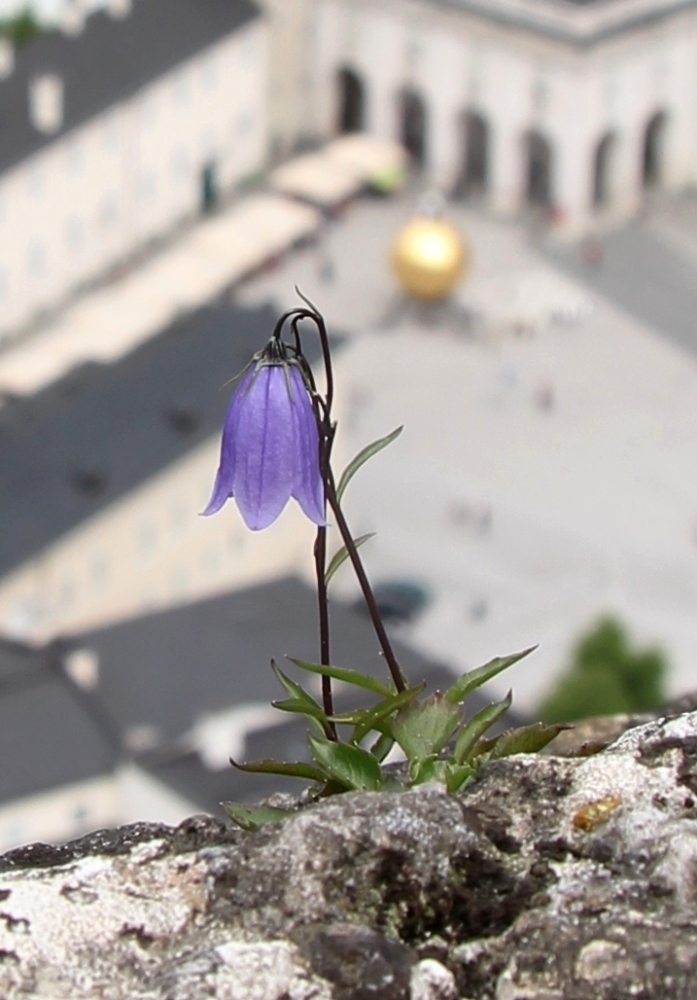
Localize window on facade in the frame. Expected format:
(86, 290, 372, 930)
(170, 501, 188, 532)
(72, 805, 91, 827)
(175, 72, 190, 105)
(171, 147, 190, 180)
(202, 59, 218, 90)
(202, 546, 220, 574)
(140, 172, 156, 201)
(237, 110, 254, 136)
(100, 195, 119, 228)
(143, 95, 158, 125)
(27, 241, 45, 277)
(65, 216, 85, 252)
(27, 166, 44, 198)
(91, 554, 110, 585)
(138, 521, 157, 554)
(103, 117, 119, 150)
(59, 577, 75, 609)
(171, 569, 189, 596)
(66, 141, 82, 173)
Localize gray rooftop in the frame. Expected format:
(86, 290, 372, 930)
(72, 575, 528, 813)
(0, 637, 118, 801)
(0, 0, 260, 175)
(0, 298, 303, 578)
(0, 576, 528, 812)
(71, 575, 463, 747)
(428, 0, 697, 44)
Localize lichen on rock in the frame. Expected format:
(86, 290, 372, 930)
(0, 712, 696, 998)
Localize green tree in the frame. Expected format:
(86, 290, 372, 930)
(538, 616, 668, 723)
(0, 8, 45, 47)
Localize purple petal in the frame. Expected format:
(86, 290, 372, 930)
(201, 368, 255, 516)
(288, 367, 325, 525)
(233, 365, 296, 530)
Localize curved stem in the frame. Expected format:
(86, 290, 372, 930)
(325, 475, 407, 694)
(314, 525, 336, 739)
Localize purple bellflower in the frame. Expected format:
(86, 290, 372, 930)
(202, 339, 325, 531)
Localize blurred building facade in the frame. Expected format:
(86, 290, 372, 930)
(0, 302, 318, 642)
(0, 0, 267, 339)
(315, 0, 697, 233)
(0, 578, 469, 851)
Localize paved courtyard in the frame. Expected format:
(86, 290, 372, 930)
(547, 194, 697, 358)
(238, 192, 697, 712)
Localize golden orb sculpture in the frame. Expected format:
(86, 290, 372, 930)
(391, 217, 469, 301)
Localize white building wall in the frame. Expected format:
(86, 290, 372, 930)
(0, 19, 268, 339)
(117, 764, 198, 827)
(0, 775, 118, 853)
(0, 433, 315, 643)
(316, 0, 697, 234)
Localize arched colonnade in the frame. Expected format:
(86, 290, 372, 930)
(335, 66, 670, 217)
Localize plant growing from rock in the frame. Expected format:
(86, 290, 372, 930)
(203, 292, 565, 829)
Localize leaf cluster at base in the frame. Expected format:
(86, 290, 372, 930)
(224, 646, 568, 831)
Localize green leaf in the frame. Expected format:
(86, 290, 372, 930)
(444, 647, 538, 705)
(230, 757, 327, 783)
(223, 802, 293, 831)
(488, 722, 570, 760)
(308, 736, 383, 791)
(453, 691, 513, 765)
(350, 683, 425, 744)
(445, 761, 476, 794)
(392, 693, 462, 762)
(288, 658, 393, 698)
(335, 426, 404, 503)
(325, 533, 375, 585)
(409, 756, 447, 786)
(271, 660, 329, 737)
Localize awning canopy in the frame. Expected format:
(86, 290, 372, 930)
(324, 134, 408, 181)
(269, 153, 365, 207)
(0, 195, 320, 395)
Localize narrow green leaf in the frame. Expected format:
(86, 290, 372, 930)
(488, 722, 571, 760)
(271, 698, 327, 738)
(230, 757, 327, 783)
(445, 761, 476, 794)
(325, 533, 375, 585)
(392, 693, 462, 762)
(444, 646, 538, 705)
(271, 660, 329, 737)
(336, 425, 404, 503)
(453, 691, 513, 765)
(351, 683, 425, 744)
(308, 737, 383, 791)
(223, 802, 293, 832)
(288, 658, 393, 698)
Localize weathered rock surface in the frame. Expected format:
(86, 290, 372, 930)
(1, 711, 697, 999)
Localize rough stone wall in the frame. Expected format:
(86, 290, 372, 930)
(0, 710, 696, 998)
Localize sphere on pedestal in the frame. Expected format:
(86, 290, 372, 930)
(391, 217, 469, 300)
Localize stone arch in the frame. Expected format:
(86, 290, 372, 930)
(523, 129, 553, 206)
(642, 110, 668, 188)
(456, 110, 490, 196)
(592, 131, 617, 209)
(336, 66, 365, 134)
(398, 87, 428, 167)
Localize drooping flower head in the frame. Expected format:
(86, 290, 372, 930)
(202, 336, 325, 531)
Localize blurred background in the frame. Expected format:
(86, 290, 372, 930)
(0, 0, 695, 851)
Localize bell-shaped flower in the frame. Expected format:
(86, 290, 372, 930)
(202, 346, 325, 531)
